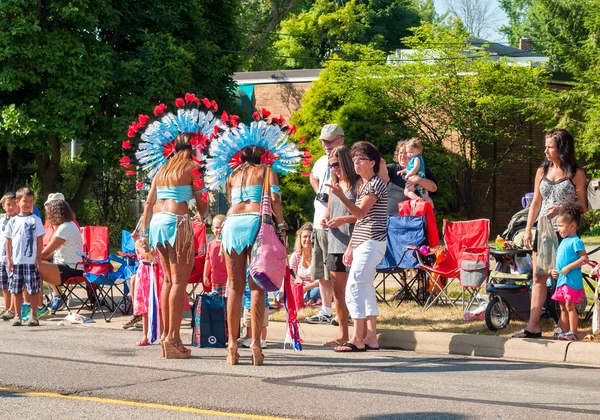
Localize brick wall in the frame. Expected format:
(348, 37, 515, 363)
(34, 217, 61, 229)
(253, 82, 313, 122)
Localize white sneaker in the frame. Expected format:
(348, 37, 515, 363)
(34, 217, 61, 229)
(306, 311, 333, 325)
(241, 338, 252, 348)
(261, 340, 267, 349)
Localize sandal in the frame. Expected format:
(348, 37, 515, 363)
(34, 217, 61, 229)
(322, 339, 343, 347)
(333, 342, 367, 353)
(136, 338, 150, 347)
(512, 329, 542, 339)
(164, 341, 191, 359)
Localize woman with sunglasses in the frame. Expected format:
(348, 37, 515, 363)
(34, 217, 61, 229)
(379, 139, 438, 215)
(321, 146, 361, 347)
(326, 141, 388, 352)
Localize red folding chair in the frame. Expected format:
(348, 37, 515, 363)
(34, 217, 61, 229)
(54, 226, 111, 317)
(421, 219, 490, 311)
(188, 221, 207, 301)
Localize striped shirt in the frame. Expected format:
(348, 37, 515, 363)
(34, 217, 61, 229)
(352, 176, 388, 247)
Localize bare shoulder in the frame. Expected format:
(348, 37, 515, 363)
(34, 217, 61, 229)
(574, 168, 587, 184)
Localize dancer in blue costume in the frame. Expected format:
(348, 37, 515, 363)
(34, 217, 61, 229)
(122, 93, 215, 359)
(206, 110, 305, 365)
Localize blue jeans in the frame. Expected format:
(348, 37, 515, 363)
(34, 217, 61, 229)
(304, 287, 321, 303)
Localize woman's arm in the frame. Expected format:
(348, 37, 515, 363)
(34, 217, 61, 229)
(378, 159, 390, 183)
(524, 168, 544, 248)
(303, 280, 319, 292)
(40, 235, 66, 260)
(574, 168, 589, 213)
(408, 169, 438, 193)
(269, 169, 285, 226)
(326, 182, 378, 220)
(142, 177, 158, 235)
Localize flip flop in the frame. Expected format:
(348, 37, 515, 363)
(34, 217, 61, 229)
(333, 342, 367, 353)
(512, 329, 542, 339)
(323, 339, 343, 347)
(365, 344, 380, 351)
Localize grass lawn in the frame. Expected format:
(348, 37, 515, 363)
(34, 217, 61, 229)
(270, 281, 596, 338)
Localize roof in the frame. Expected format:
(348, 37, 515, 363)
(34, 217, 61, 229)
(467, 38, 548, 60)
(234, 69, 323, 85)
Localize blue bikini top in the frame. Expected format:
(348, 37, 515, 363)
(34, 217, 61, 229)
(157, 185, 194, 203)
(231, 184, 281, 205)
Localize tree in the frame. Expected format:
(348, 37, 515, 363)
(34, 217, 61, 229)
(445, 0, 499, 38)
(0, 0, 241, 209)
(292, 22, 555, 217)
(274, 0, 421, 69)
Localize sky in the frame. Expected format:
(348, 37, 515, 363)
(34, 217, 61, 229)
(433, 0, 510, 42)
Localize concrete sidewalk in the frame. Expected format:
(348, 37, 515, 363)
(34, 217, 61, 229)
(51, 311, 600, 368)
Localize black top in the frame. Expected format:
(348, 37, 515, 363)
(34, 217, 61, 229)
(386, 163, 438, 215)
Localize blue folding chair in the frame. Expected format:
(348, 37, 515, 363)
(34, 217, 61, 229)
(89, 231, 138, 322)
(376, 216, 428, 306)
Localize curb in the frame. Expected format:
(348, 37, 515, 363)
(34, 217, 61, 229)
(63, 315, 600, 367)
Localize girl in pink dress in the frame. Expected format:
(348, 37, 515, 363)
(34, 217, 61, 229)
(133, 234, 163, 346)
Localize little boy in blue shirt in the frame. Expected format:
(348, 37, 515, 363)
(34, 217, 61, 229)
(4, 188, 45, 326)
(0, 192, 18, 320)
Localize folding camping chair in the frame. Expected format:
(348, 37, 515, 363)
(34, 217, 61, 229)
(109, 230, 139, 314)
(421, 219, 490, 311)
(188, 221, 207, 301)
(54, 226, 111, 316)
(376, 215, 428, 306)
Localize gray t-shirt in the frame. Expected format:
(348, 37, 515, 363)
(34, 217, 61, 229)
(327, 181, 357, 254)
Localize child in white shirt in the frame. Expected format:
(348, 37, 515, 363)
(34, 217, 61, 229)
(4, 188, 45, 326)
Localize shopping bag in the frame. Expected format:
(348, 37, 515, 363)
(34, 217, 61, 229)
(191, 293, 228, 348)
(535, 215, 558, 276)
(250, 167, 286, 292)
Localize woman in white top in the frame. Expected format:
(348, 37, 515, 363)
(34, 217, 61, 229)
(38, 200, 84, 311)
(289, 223, 320, 304)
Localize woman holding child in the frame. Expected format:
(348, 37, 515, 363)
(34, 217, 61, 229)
(327, 141, 388, 352)
(513, 129, 587, 339)
(379, 139, 438, 215)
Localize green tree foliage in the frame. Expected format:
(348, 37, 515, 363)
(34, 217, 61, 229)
(0, 0, 241, 211)
(274, 0, 421, 69)
(292, 22, 554, 217)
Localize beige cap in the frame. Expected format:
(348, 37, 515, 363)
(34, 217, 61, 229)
(45, 192, 65, 205)
(319, 124, 344, 141)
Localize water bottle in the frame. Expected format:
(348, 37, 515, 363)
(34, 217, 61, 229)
(495, 235, 505, 251)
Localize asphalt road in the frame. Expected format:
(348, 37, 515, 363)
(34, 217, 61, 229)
(1, 321, 600, 420)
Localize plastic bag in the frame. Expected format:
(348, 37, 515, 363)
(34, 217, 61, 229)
(535, 215, 558, 276)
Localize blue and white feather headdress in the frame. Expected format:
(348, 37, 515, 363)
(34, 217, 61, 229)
(120, 93, 220, 193)
(205, 108, 311, 190)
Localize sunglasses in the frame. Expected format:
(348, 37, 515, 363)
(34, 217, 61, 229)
(352, 157, 370, 163)
(328, 162, 340, 168)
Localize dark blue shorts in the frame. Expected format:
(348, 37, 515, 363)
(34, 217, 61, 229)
(9, 264, 41, 295)
(0, 263, 10, 290)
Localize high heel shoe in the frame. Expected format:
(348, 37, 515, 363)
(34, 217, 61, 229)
(250, 346, 264, 366)
(159, 340, 166, 358)
(164, 341, 191, 359)
(226, 347, 240, 365)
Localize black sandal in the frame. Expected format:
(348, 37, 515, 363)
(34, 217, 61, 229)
(512, 329, 542, 339)
(334, 342, 367, 353)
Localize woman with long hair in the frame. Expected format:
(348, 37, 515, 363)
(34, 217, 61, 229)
(290, 223, 320, 305)
(220, 145, 286, 365)
(327, 141, 388, 352)
(322, 146, 360, 346)
(143, 133, 208, 358)
(513, 129, 587, 339)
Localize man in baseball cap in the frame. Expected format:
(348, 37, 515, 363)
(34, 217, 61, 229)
(307, 124, 345, 328)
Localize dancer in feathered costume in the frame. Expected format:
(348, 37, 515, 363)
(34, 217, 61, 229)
(206, 109, 309, 364)
(121, 93, 214, 359)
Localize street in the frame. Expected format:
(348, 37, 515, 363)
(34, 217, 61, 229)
(1, 321, 600, 419)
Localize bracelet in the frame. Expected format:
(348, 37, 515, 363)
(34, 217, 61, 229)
(277, 222, 288, 230)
